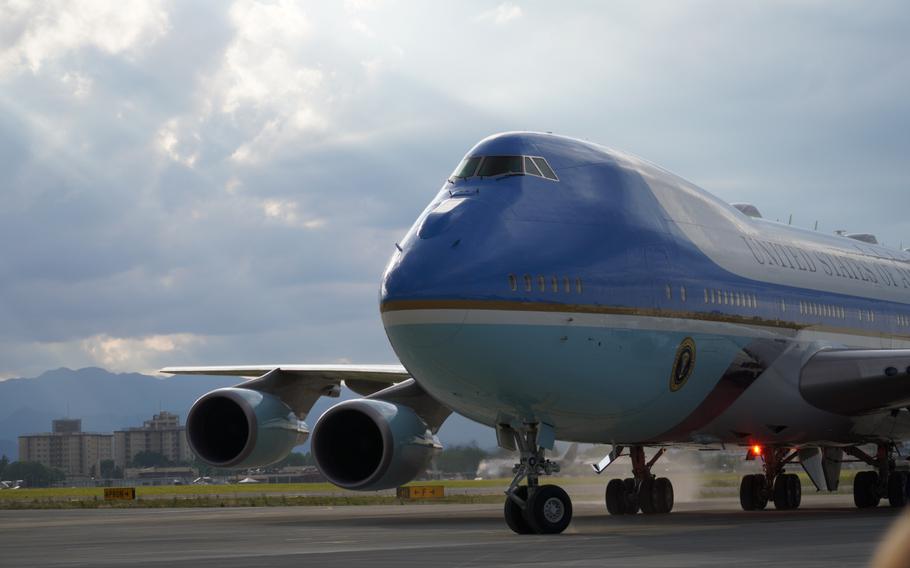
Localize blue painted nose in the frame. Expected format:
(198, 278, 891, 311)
(381, 196, 497, 304)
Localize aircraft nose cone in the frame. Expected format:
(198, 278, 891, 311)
(416, 196, 480, 239)
(381, 196, 495, 304)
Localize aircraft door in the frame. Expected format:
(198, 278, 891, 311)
(645, 245, 673, 310)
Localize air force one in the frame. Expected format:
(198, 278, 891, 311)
(163, 132, 910, 534)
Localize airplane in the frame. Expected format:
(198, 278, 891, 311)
(163, 132, 910, 534)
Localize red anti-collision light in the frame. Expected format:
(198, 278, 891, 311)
(751, 444, 763, 456)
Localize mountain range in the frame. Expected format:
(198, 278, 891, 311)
(0, 367, 496, 460)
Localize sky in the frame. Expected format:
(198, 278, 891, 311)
(1, 0, 908, 379)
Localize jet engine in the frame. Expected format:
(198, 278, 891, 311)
(311, 399, 440, 490)
(186, 387, 308, 468)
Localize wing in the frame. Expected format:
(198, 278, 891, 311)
(800, 349, 910, 415)
(160, 364, 410, 418)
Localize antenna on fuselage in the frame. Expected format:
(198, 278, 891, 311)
(814, 220, 818, 231)
(788, 214, 793, 226)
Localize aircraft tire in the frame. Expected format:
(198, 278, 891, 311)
(772, 477, 787, 510)
(605, 478, 626, 515)
(653, 477, 674, 514)
(639, 478, 656, 514)
(787, 474, 802, 509)
(740, 474, 768, 511)
(740, 475, 755, 511)
(773, 473, 801, 510)
(888, 471, 909, 508)
(504, 486, 533, 534)
(854, 471, 881, 509)
(524, 484, 572, 534)
(622, 478, 639, 514)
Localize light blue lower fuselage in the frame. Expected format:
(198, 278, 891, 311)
(380, 132, 910, 447)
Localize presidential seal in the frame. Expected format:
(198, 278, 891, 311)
(669, 337, 696, 392)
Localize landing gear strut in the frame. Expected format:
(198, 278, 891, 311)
(847, 443, 910, 509)
(739, 447, 801, 511)
(502, 425, 573, 534)
(603, 446, 674, 515)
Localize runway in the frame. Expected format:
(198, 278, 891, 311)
(0, 494, 904, 567)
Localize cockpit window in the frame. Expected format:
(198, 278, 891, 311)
(477, 156, 523, 177)
(531, 157, 558, 180)
(451, 156, 481, 178)
(451, 155, 558, 181)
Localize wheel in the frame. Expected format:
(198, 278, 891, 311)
(888, 471, 908, 508)
(772, 476, 787, 509)
(622, 478, 639, 514)
(639, 478, 656, 514)
(752, 474, 769, 510)
(504, 486, 533, 534)
(740, 474, 768, 511)
(524, 484, 573, 534)
(775, 473, 803, 509)
(854, 471, 881, 509)
(787, 474, 802, 509)
(606, 478, 626, 515)
(774, 474, 801, 510)
(653, 477, 674, 514)
(740, 475, 755, 511)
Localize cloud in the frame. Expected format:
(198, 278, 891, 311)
(478, 2, 522, 25)
(60, 72, 92, 98)
(218, 1, 318, 113)
(0, 0, 169, 74)
(1, 0, 909, 382)
(343, 0, 382, 14)
(81, 333, 204, 373)
(157, 118, 199, 167)
(260, 198, 325, 229)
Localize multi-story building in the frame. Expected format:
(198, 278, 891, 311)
(18, 419, 113, 478)
(113, 412, 191, 468)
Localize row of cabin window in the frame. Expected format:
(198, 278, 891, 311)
(703, 288, 758, 309)
(665, 284, 688, 302)
(506, 277, 900, 326)
(799, 301, 846, 320)
(509, 274, 583, 294)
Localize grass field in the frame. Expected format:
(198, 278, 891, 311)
(0, 478, 516, 508)
(0, 479, 504, 502)
(0, 471, 862, 509)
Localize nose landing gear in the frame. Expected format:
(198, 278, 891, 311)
(502, 424, 573, 534)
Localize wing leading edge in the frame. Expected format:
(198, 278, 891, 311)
(160, 364, 409, 381)
(160, 364, 410, 418)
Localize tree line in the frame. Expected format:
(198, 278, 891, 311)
(0, 455, 65, 487)
(0, 444, 498, 486)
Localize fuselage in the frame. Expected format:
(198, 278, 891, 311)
(379, 132, 910, 448)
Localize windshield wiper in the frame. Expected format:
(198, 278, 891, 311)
(494, 172, 524, 181)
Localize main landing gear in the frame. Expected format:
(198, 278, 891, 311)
(846, 443, 910, 509)
(602, 446, 674, 515)
(503, 425, 573, 534)
(739, 447, 802, 511)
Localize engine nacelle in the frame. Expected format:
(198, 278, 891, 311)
(311, 399, 440, 490)
(186, 387, 307, 468)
